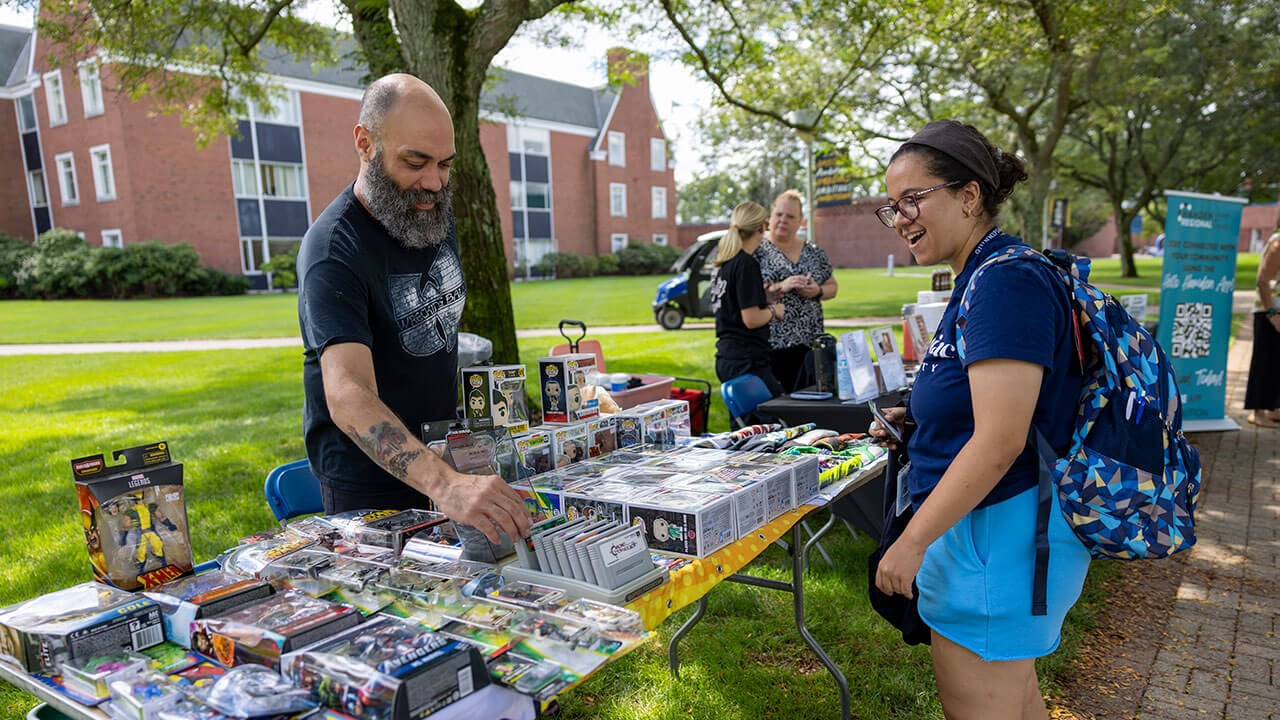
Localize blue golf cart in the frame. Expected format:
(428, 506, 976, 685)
(652, 230, 724, 330)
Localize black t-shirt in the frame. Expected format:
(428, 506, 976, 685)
(709, 251, 771, 358)
(297, 184, 467, 494)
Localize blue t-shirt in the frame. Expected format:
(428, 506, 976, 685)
(907, 232, 1080, 509)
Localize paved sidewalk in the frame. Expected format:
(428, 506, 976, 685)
(1140, 319, 1280, 719)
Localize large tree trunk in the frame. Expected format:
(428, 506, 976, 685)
(1112, 198, 1138, 278)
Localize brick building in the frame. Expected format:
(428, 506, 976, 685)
(0, 23, 676, 288)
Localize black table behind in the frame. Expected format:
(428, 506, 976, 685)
(758, 389, 906, 435)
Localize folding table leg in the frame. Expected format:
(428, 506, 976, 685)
(667, 595, 709, 680)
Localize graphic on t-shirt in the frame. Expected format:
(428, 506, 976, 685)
(707, 267, 727, 313)
(389, 243, 466, 357)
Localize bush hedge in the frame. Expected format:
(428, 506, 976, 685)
(6, 229, 249, 299)
(530, 241, 680, 278)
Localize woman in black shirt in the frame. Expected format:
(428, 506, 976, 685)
(708, 200, 786, 395)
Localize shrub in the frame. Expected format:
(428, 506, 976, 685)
(579, 254, 599, 278)
(596, 254, 619, 276)
(93, 241, 204, 298)
(0, 234, 34, 298)
(17, 229, 94, 298)
(261, 244, 299, 290)
(187, 268, 251, 296)
(614, 241, 678, 275)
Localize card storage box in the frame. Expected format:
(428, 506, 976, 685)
(72, 441, 193, 591)
(284, 616, 488, 720)
(584, 416, 617, 458)
(538, 354, 600, 424)
(189, 590, 361, 670)
(461, 364, 530, 436)
(0, 582, 165, 673)
(546, 423, 590, 468)
(141, 570, 275, 648)
(626, 488, 736, 557)
(513, 429, 555, 480)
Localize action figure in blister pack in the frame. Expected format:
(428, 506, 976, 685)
(203, 664, 315, 717)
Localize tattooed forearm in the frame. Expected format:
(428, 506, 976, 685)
(348, 421, 423, 480)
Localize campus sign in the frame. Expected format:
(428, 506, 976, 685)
(1157, 190, 1247, 431)
(813, 149, 853, 207)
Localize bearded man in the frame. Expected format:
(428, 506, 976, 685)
(296, 73, 529, 544)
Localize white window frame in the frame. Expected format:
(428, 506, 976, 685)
(251, 91, 300, 126)
(650, 138, 666, 172)
(230, 159, 258, 196)
(652, 233, 668, 246)
(610, 233, 629, 252)
(79, 62, 104, 118)
(258, 162, 306, 199)
(27, 169, 48, 207)
(651, 186, 668, 219)
(89, 144, 116, 201)
(43, 70, 67, 126)
(54, 152, 79, 206)
(609, 183, 627, 217)
(101, 229, 123, 248)
(16, 94, 37, 132)
(608, 131, 626, 167)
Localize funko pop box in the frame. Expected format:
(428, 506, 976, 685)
(626, 487, 736, 558)
(71, 441, 193, 591)
(538, 353, 600, 424)
(460, 364, 529, 436)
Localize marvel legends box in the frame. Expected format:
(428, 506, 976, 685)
(189, 590, 360, 670)
(585, 416, 617, 458)
(461, 364, 529, 436)
(626, 487, 735, 557)
(71, 441, 193, 591)
(141, 570, 274, 648)
(284, 616, 487, 720)
(0, 582, 164, 673)
(539, 354, 599, 424)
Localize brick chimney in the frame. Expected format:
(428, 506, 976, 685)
(606, 47, 650, 93)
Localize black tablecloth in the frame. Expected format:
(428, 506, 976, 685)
(758, 390, 907, 435)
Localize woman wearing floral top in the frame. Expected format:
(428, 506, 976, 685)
(756, 189, 838, 392)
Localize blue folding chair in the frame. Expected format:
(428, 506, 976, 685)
(263, 458, 323, 523)
(720, 373, 776, 429)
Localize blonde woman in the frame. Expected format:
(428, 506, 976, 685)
(1245, 215, 1280, 426)
(707, 200, 786, 395)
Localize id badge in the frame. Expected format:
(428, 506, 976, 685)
(894, 460, 912, 517)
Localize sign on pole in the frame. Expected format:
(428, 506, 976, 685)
(1157, 190, 1247, 431)
(813, 149, 854, 208)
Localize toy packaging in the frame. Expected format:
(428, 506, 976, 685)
(141, 570, 274, 649)
(538, 354, 600, 424)
(609, 407, 669, 449)
(324, 509, 450, 554)
(546, 423, 590, 468)
(0, 582, 165, 673)
(635, 398, 691, 439)
(284, 616, 488, 720)
(107, 668, 184, 720)
(57, 653, 148, 702)
(220, 535, 316, 579)
(189, 590, 360, 670)
(71, 441, 193, 590)
(461, 364, 530, 436)
(626, 488, 736, 557)
(584, 416, 616, 458)
(513, 428, 554, 480)
(560, 481, 632, 525)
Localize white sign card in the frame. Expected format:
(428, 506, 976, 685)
(840, 330, 880, 403)
(1119, 294, 1148, 322)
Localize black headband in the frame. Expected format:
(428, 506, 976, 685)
(904, 120, 998, 191)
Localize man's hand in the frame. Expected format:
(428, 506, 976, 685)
(424, 465, 531, 544)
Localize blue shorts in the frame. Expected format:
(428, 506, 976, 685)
(916, 484, 1091, 661)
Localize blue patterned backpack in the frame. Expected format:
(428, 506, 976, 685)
(957, 246, 1202, 615)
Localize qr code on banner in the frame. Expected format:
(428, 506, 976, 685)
(1170, 302, 1213, 358)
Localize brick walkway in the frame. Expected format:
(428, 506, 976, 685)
(1140, 319, 1280, 719)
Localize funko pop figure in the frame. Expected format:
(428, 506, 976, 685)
(651, 517, 670, 542)
(567, 385, 582, 413)
(467, 389, 486, 418)
(544, 379, 564, 412)
(491, 393, 510, 425)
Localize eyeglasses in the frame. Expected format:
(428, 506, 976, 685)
(875, 180, 962, 228)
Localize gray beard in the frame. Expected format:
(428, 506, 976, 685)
(364, 147, 454, 249)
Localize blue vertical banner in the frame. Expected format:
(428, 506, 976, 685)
(1158, 190, 1247, 431)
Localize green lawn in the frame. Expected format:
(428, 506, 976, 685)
(3, 253, 1253, 344)
(0, 333, 1113, 720)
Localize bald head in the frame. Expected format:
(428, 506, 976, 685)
(358, 73, 450, 140)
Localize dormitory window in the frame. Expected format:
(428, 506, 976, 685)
(650, 138, 666, 172)
(651, 186, 667, 219)
(611, 233, 629, 252)
(101, 229, 123, 248)
(609, 183, 627, 217)
(231, 160, 258, 196)
(27, 170, 47, 207)
(258, 163, 305, 199)
(608, 131, 625, 167)
(79, 62, 104, 117)
(44, 70, 67, 126)
(54, 152, 78, 205)
(251, 94, 300, 126)
(17, 95, 37, 132)
(90, 144, 116, 201)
